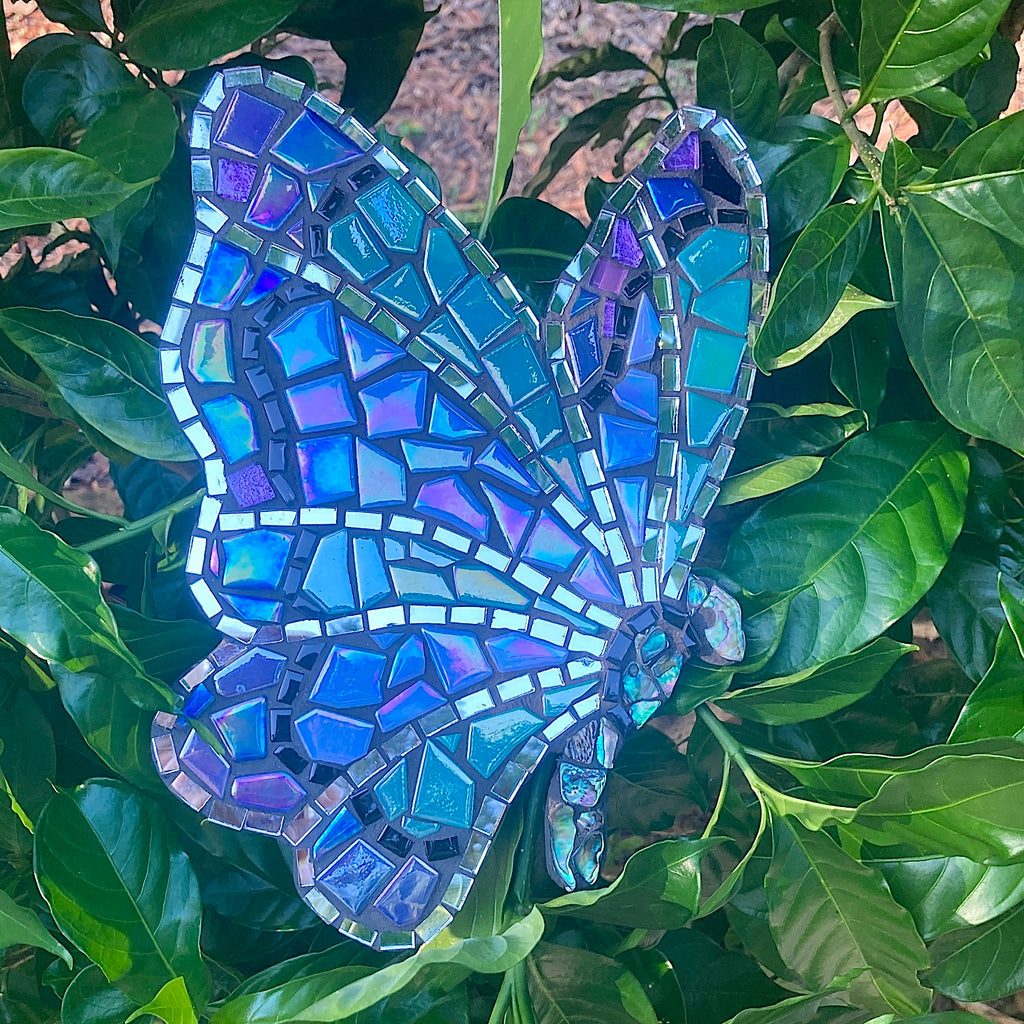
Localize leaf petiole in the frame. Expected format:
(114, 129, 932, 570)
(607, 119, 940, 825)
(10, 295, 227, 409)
(76, 488, 204, 554)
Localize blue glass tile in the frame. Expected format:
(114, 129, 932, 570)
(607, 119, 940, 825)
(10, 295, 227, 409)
(214, 647, 287, 695)
(214, 90, 283, 157)
(612, 369, 658, 422)
(422, 314, 482, 373)
(232, 772, 305, 812)
(429, 394, 487, 440)
(216, 157, 257, 203)
(271, 111, 362, 173)
(222, 530, 292, 590)
(197, 241, 252, 309)
(303, 530, 355, 613)
(542, 443, 590, 510)
(411, 742, 475, 828)
(359, 371, 427, 438)
(352, 537, 392, 608)
(486, 634, 568, 672)
(482, 334, 547, 407)
(453, 566, 530, 609)
(685, 326, 747, 394)
(307, 180, 330, 208)
(614, 476, 648, 546)
(356, 439, 407, 506)
(423, 228, 467, 303)
(414, 475, 489, 540)
(543, 681, 597, 716)
(571, 549, 623, 603)
(224, 594, 282, 622)
(375, 762, 409, 821)
(295, 434, 355, 503)
(476, 440, 541, 495)
(319, 839, 394, 913)
(355, 177, 425, 253)
(327, 214, 389, 283)
(180, 730, 230, 796)
(678, 451, 711, 517)
(341, 317, 404, 381)
(627, 293, 660, 365)
(202, 395, 258, 464)
(287, 219, 304, 248)
(519, 389, 564, 450)
(566, 317, 602, 388)
(466, 709, 543, 777)
(401, 440, 472, 473)
(402, 817, 440, 838)
(686, 393, 732, 448)
(678, 227, 750, 292)
(266, 300, 340, 379)
(646, 177, 704, 220)
(376, 679, 446, 731)
(312, 807, 361, 857)
(294, 709, 375, 765)
(183, 684, 213, 718)
(375, 856, 439, 928)
(447, 277, 516, 350)
(390, 565, 455, 602)
(242, 266, 288, 306)
(481, 483, 533, 553)
(691, 278, 751, 335)
(571, 289, 598, 315)
(211, 696, 267, 761)
(371, 264, 431, 319)
(598, 414, 657, 470)
(245, 164, 301, 231)
(285, 374, 357, 432)
(422, 628, 491, 694)
(188, 320, 234, 383)
(388, 636, 424, 688)
(521, 511, 582, 572)
(311, 646, 386, 709)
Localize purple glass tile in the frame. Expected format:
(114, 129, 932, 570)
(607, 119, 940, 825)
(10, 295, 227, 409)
(602, 300, 616, 339)
(214, 647, 287, 696)
(663, 132, 700, 171)
(486, 634, 568, 672)
(286, 219, 304, 248)
(359, 372, 427, 438)
(611, 218, 643, 268)
(376, 680, 446, 732)
(319, 838, 393, 913)
(246, 164, 301, 231)
(216, 158, 258, 203)
(227, 463, 275, 508)
(214, 90, 284, 158)
(414, 475, 489, 540)
(422, 628, 492, 694)
(231, 771, 305, 812)
(180, 730, 230, 797)
(590, 257, 629, 295)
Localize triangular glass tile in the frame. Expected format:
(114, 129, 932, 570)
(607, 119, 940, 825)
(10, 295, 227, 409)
(371, 264, 431, 319)
(271, 110, 362, 173)
(691, 278, 751, 335)
(570, 550, 622, 604)
(429, 393, 488, 439)
(543, 680, 598, 716)
(422, 313, 482, 374)
(686, 393, 732, 448)
(480, 482, 534, 553)
(598, 413, 657, 470)
(678, 451, 711, 518)
(436, 733, 460, 753)
(476, 440, 541, 495)
(612, 369, 658, 422)
(388, 636, 425, 688)
(541, 442, 590, 509)
(341, 316, 404, 380)
(401, 439, 472, 473)
(486, 635, 568, 673)
(423, 227, 467, 303)
(646, 177, 704, 220)
(571, 289, 599, 315)
(412, 742, 474, 828)
(286, 218, 304, 248)
(521, 511, 582, 572)
(467, 709, 543, 777)
(614, 476, 648, 547)
(414, 475, 490, 539)
(241, 266, 287, 307)
(422, 629, 491, 693)
(627, 293, 660, 365)
(356, 438, 407, 507)
(307, 181, 330, 207)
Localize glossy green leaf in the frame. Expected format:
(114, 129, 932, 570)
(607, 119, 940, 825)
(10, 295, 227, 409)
(828, 311, 891, 425)
(79, 89, 179, 183)
(733, 403, 866, 472)
(533, 42, 648, 92)
(0, 887, 71, 967)
(724, 422, 967, 675)
(593, 0, 778, 11)
(543, 838, 716, 928)
(0, 682, 57, 822)
(0, 308, 192, 462)
(124, 0, 301, 70)
(927, 901, 1024, 1000)
(719, 638, 912, 724)
(858, 0, 1008, 103)
(35, 0, 106, 31)
(34, 780, 208, 1006)
(696, 19, 778, 138)
(0, 148, 148, 231)
(61, 964, 141, 1024)
(765, 818, 931, 1015)
(726, 991, 871, 1024)
(526, 942, 657, 1024)
(755, 201, 874, 370)
(910, 85, 975, 124)
(127, 976, 197, 1024)
(483, 0, 543, 228)
(113, 608, 219, 687)
(720, 456, 824, 505)
(949, 622, 1024, 742)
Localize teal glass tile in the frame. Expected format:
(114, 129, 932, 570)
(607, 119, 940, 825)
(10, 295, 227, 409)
(355, 177, 425, 253)
(423, 227, 467, 303)
(375, 761, 409, 820)
(391, 565, 455, 602)
(476, 440, 541, 496)
(202, 394, 258, 463)
(429, 393, 487, 440)
(447, 277, 517, 350)
(303, 529, 355, 613)
(211, 697, 267, 761)
(285, 374, 357, 432)
(598, 413, 657, 470)
(222, 530, 292, 590)
(686, 393, 732, 448)
(401, 439, 472, 472)
(522, 511, 582, 572)
(371, 264, 431, 319)
(402, 817, 440, 838)
(356, 438, 407, 506)
(678, 451, 711, 518)
(483, 335, 547, 408)
(312, 807, 361, 857)
(614, 476, 648, 546)
(188, 320, 234, 383)
(411, 742, 475, 828)
(266, 300, 339, 378)
(518, 389, 564, 449)
(543, 681, 598, 716)
(678, 227, 750, 293)
(690, 278, 751, 335)
(341, 316, 403, 381)
(685, 327, 746, 394)
(353, 537, 392, 608)
(466, 709, 543, 777)
(224, 595, 282, 622)
(197, 241, 251, 309)
(421, 313, 482, 373)
(327, 214, 389, 283)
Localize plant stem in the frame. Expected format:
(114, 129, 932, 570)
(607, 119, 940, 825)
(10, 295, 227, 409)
(701, 751, 732, 840)
(77, 488, 204, 554)
(512, 959, 536, 1024)
(487, 971, 515, 1024)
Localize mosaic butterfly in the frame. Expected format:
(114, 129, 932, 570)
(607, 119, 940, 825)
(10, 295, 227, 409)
(151, 64, 768, 951)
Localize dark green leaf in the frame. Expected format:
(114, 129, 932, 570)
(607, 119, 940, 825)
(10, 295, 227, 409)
(35, 0, 106, 31)
(732, 402, 866, 472)
(534, 43, 648, 92)
(79, 89, 179, 183)
(112, 608, 219, 687)
(34, 780, 208, 1006)
(0, 308, 193, 462)
(0, 682, 56, 822)
(61, 965, 141, 1024)
(0, 888, 72, 967)
(949, 620, 1024, 742)
(725, 992, 872, 1024)
(828, 309, 891, 423)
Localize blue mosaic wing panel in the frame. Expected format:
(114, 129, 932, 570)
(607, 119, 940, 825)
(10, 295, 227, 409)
(541, 110, 768, 633)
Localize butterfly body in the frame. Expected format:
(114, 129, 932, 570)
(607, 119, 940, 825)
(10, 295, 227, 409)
(152, 65, 766, 949)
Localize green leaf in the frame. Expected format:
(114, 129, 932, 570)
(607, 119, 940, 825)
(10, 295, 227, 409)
(79, 89, 179, 183)
(34, 780, 208, 1006)
(526, 942, 657, 1024)
(720, 456, 824, 505)
(127, 976, 197, 1024)
(949, 622, 1024, 742)
(719, 638, 912, 724)
(483, 0, 543, 228)
(733, 403, 866, 472)
(0, 308, 192, 462)
(696, 19, 778, 138)
(533, 42, 648, 92)
(542, 837, 717, 928)
(909, 85, 975, 124)
(35, 0, 107, 31)
(828, 310, 892, 423)
(61, 964, 141, 1024)
(210, 910, 544, 1023)
(724, 422, 967, 675)
(754, 200, 874, 370)
(125, 0, 301, 70)
(858, 0, 1008, 104)
(765, 818, 931, 1015)
(593, 0, 778, 11)
(726, 991, 871, 1024)
(897, 192, 1024, 454)
(0, 682, 57, 822)
(0, 148, 149, 231)
(0, 888, 71, 967)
